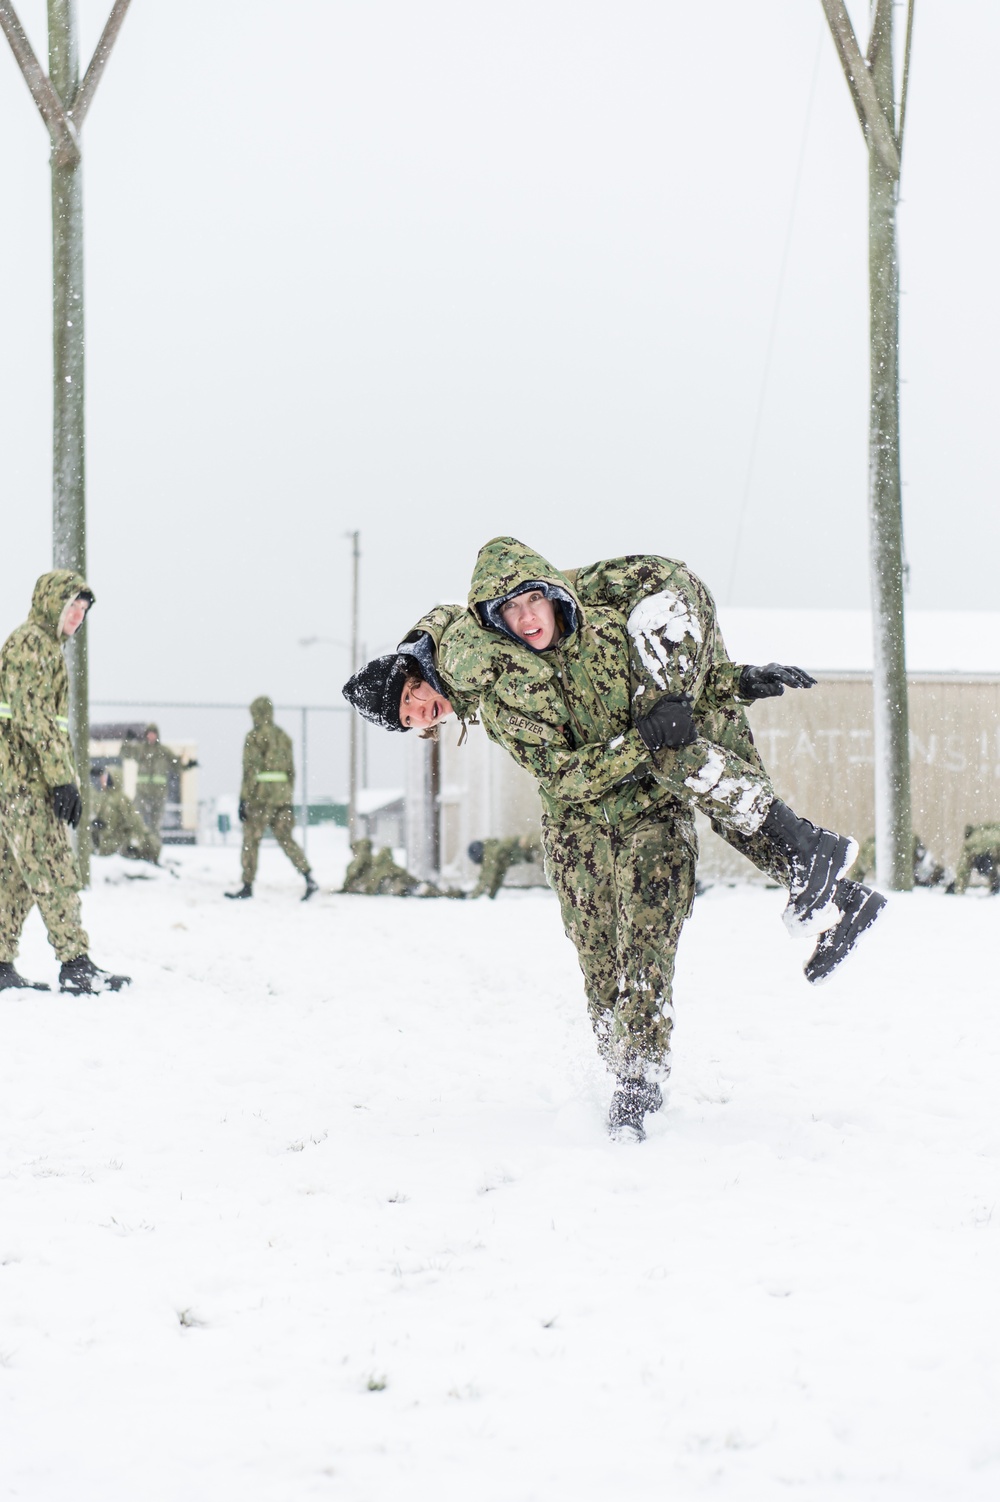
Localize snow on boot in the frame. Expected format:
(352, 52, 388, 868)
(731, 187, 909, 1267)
(302, 872, 318, 902)
(608, 1078, 663, 1143)
(805, 880, 887, 986)
(225, 884, 253, 900)
(761, 798, 858, 937)
(59, 955, 131, 995)
(0, 961, 50, 992)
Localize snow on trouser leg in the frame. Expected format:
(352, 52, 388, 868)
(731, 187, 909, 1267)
(608, 1077, 664, 1143)
(804, 880, 887, 985)
(760, 799, 859, 938)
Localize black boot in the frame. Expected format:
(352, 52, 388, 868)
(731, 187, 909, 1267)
(761, 799, 858, 936)
(302, 872, 318, 902)
(0, 961, 50, 992)
(805, 880, 887, 985)
(59, 955, 131, 995)
(225, 884, 253, 900)
(608, 1078, 664, 1143)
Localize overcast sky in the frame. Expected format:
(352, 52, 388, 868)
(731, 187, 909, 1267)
(1, 1, 997, 792)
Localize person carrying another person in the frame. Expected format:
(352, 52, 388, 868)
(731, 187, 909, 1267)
(343, 539, 883, 1140)
(120, 723, 196, 833)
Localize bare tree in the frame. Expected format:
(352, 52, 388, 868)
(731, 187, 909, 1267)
(1, 0, 133, 882)
(820, 0, 916, 890)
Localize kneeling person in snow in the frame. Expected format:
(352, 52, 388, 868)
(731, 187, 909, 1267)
(0, 572, 130, 994)
(226, 696, 317, 902)
(90, 769, 162, 865)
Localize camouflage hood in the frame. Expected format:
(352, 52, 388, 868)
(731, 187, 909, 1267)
(29, 569, 95, 641)
(468, 537, 581, 650)
(250, 696, 274, 728)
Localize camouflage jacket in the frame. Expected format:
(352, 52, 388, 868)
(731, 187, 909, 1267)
(240, 696, 295, 807)
(121, 737, 183, 787)
(0, 569, 92, 792)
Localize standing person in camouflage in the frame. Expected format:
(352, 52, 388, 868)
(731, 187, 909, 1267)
(226, 696, 317, 901)
(467, 835, 543, 898)
(0, 571, 130, 994)
(90, 769, 162, 865)
(120, 724, 195, 833)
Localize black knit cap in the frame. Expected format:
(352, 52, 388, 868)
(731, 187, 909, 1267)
(342, 654, 413, 732)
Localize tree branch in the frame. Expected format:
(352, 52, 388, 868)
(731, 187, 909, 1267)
(819, 0, 901, 178)
(0, 0, 79, 163)
(70, 0, 134, 127)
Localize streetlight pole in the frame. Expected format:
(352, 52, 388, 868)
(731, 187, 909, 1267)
(346, 531, 360, 845)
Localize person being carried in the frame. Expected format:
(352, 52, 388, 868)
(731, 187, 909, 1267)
(0, 572, 131, 994)
(226, 696, 318, 901)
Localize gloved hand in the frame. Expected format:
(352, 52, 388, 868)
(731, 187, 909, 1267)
(184, 759, 199, 769)
(238, 799, 248, 822)
(635, 695, 698, 751)
(52, 783, 83, 827)
(738, 663, 817, 700)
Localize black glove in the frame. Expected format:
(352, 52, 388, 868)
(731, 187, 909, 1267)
(52, 783, 83, 828)
(238, 799, 247, 822)
(738, 663, 817, 700)
(184, 759, 199, 770)
(635, 695, 698, 751)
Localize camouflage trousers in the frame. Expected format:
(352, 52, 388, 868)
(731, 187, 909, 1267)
(136, 787, 167, 832)
(954, 827, 1000, 895)
(241, 803, 310, 885)
(542, 803, 698, 1082)
(0, 780, 89, 963)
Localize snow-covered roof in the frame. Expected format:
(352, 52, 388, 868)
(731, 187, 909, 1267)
(717, 610, 1000, 676)
(356, 787, 404, 815)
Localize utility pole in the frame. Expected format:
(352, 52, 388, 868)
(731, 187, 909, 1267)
(2, 0, 133, 885)
(346, 530, 360, 844)
(819, 0, 915, 891)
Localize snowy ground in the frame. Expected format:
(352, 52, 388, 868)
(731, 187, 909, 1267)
(2, 828, 998, 1502)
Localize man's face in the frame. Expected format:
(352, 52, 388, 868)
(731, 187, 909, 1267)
(145, 730, 157, 743)
(500, 589, 558, 650)
(398, 679, 454, 730)
(62, 596, 89, 637)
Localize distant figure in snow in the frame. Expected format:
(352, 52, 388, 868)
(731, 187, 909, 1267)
(120, 723, 196, 833)
(341, 837, 461, 898)
(850, 833, 952, 890)
(951, 823, 1000, 896)
(467, 835, 542, 898)
(0, 572, 130, 994)
(226, 697, 317, 901)
(90, 769, 162, 866)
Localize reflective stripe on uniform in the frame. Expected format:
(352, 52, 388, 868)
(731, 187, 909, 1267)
(0, 704, 68, 729)
(256, 772, 289, 782)
(137, 775, 168, 785)
(0, 702, 11, 719)
(56, 716, 70, 731)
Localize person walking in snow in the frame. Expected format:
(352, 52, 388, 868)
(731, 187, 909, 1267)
(226, 696, 317, 901)
(0, 572, 131, 994)
(343, 539, 883, 1141)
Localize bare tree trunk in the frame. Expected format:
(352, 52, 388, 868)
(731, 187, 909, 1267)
(867, 0, 912, 890)
(48, 0, 90, 883)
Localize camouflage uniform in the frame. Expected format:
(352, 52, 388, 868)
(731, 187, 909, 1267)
(341, 837, 457, 897)
(469, 835, 543, 898)
(90, 781, 161, 864)
(0, 571, 91, 964)
(120, 724, 184, 832)
(953, 824, 1000, 895)
(850, 833, 950, 890)
(239, 697, 310, 886)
